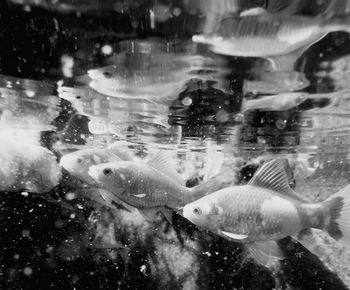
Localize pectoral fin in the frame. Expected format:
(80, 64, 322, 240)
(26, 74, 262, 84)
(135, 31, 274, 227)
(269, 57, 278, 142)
(247, 241, 285, 267)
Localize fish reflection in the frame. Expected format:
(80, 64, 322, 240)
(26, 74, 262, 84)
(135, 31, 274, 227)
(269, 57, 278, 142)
(242, 89, 350, 112)
(193, 0, 350, 71)
(244, 70, 310, 94)
(317, 54, 350, 91)
(0, 75, 59, 131)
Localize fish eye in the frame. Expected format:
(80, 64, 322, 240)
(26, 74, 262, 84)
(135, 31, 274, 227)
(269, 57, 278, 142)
(193, 207, 202, 215)
(103, 71, 112, 77)
(103, 168, 113, 176)
(76, 158, 83, 164)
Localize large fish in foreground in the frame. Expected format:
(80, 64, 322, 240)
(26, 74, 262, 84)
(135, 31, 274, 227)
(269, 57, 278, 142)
(193, 1, 350, 71)
(88, 151, 235, 221)
(183, 159, 350, 267)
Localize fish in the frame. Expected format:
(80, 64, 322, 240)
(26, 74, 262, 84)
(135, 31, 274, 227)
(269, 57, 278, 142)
(193, 1, 350, 71)
(0, 138, 61, 193)
(60, 144, 133, 185)
(243, 71, 310, 94)
(87, 151, 235, 222)
(241, 92, 307, 112)
(182, 159, 350, 267)
(60, 142, 134, 211)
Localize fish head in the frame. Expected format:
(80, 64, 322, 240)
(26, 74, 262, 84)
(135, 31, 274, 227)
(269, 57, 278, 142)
(183, 199, 221, 229)
(60, 149, 106, 185)
(88, 161, 137, 195)
(88, 66, 117, 81)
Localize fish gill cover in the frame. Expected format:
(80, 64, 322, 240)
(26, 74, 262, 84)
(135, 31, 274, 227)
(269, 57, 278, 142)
(2, 0, 350, 289)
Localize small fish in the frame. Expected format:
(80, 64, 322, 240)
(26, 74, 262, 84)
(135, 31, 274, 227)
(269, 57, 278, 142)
(88, 151, 234, 220)
(60, 144, 133, 185)
(183, 159, 350, 267)
(60, 143, 134, 211)
(193, 3, 350, 71)
(243, 71, 310, 94)
(242, 92, 307, 112)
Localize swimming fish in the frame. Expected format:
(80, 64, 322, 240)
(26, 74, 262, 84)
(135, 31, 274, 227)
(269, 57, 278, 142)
(193, 1, 350, 71)
(243, 71, 310, 94)
(60, 143, 134, 210)
(0, 138, 61, 193)
(183, 159, 350, 267)
(60, 143, 134, 185)
(87, 151, 235, 221)
(242, 92, 307, 112)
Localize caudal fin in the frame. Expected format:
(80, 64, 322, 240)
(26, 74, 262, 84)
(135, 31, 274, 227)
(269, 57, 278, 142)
(322, 184, 350, 246)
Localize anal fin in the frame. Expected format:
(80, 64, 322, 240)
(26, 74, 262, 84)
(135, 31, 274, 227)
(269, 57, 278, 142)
(247, 241, 285, 267)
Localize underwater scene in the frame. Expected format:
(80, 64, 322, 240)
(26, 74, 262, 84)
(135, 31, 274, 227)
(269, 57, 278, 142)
(2, 0, 350, 289)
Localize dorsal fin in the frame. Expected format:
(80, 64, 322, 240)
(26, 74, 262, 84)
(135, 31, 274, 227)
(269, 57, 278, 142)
(147, 151, 185, 186)
(248, 159, 310, 203)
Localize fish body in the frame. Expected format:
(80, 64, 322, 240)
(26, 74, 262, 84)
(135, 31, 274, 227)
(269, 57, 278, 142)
(193, 13, 350, 70)
(183, 159, 350, 266)
(88, 151, 234, 211)
(60, 146, 132, 186)
(60, 144, 135, 211)
(87, 152, 198, 209)
(244, 71, 310, 94)
(242, 92, 307, 112)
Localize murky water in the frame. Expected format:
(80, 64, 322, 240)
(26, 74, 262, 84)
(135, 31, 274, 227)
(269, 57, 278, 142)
(2, 1, 350, 289)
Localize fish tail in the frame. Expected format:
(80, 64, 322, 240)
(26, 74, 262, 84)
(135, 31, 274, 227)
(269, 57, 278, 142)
(321, 184, 350, 246)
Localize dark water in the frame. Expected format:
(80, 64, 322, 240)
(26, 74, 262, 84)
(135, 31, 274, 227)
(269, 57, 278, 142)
(1, 1, 350, 289)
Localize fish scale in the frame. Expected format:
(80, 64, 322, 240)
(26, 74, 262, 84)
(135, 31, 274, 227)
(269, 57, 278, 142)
(216, 186, 290, 242)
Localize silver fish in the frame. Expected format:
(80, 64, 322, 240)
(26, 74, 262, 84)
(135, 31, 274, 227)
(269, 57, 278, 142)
(193, 4, 350, 71)
(60, 143, 134, 211)
(242, 92, 307, 112)
(88, 151, 235, 221)
(183, 159, 350, 267)
(243, 71, 310, 94)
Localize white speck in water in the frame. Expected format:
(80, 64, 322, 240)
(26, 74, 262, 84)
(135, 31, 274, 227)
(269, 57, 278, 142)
(182, 97, 192, 106)
(22, 230, 30, 237)
(14, 253, 20, 260)
(173, 7, 181, 16)
(140, 265, 147, 274)
(23, 266, 33, 276)
(25, 90, 35, 98)
(65, 192, 76, 201)
(203, 251, 211, 257)
(101, 45, 113, 55)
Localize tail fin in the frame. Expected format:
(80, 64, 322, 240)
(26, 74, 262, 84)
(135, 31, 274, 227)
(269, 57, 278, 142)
(322, 184, 350, 246)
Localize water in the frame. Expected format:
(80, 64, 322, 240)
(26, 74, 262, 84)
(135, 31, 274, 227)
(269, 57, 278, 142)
(1, 1, 350, 289)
